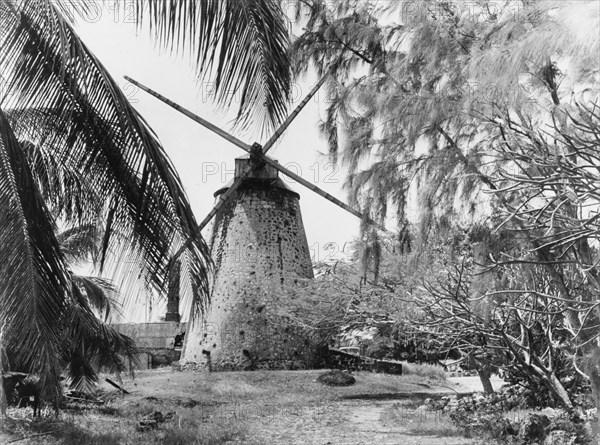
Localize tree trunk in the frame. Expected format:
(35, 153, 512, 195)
(478, 367, 495, 394)
(471, 240, 494, 324)
(470, 238, 495, 395)
(546, 372, 573, 410)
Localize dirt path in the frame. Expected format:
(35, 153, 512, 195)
(245, 398, 477, 444)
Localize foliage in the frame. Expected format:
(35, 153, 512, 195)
(490, 106, 600, 408)
(0, 0, 294, 405)
(445, 391, 593, 444)
(1, 224, 139, 395)
(291, 0, 599, 232)
(291, 0, 600, 414)
(400, 362, 446, 381)
(274, 234, 470, 368)
(133, 0, 292, 135)
(275, 247, 429, 358)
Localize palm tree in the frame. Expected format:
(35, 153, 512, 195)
(0, 0, 292, 406)
(58, 223, 139, 394)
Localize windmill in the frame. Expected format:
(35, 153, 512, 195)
(125, 75, 385, 370)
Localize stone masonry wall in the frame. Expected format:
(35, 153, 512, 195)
(182, 183, 315, 370)
(112, 322, 187, 349)
(111, 322, 186, 370)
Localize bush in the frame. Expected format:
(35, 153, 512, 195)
(442, 389, 594, 444)
(401, 362, 446, 380)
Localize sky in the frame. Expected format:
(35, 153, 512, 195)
(74, 8, 363, 270)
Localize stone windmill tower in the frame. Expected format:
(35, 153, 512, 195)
(186, 154, 315, 370)
(126, 76, 385, 371)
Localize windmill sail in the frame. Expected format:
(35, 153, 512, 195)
(125, 76, 387, 234)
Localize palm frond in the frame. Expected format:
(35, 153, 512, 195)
(73, 276, 121, 322)
(0, 108, 68, 400)
(7, 108, 104, 224)
(0, 1, 211, 313)
(134, 0, 291, 135)
(57, 224, 101, 264)
(64, 284, 139, 392)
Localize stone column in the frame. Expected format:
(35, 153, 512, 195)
(165, 259, 181, 322)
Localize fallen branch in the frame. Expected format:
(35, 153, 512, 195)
(105, 378, 130, 394)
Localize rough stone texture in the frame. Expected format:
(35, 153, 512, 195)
(110, 322, 186, 370)
(182, 159, 315, 371)
(165, 260, 181, 322)
(111, 322, 187, 349)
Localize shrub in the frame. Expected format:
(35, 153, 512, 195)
(401, 362, 446, 380)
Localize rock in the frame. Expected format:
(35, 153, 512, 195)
(519, 414, 550, 443)
(317, 370, 356, 387)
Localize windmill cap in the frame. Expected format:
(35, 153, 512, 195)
(214, 156, 300, 198)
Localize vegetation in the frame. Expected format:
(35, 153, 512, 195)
(287, 0, 599, 401)
(0, 0, 292, 410)
(2, 0, 600, 441)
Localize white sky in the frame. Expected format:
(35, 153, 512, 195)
(74, 10, 362, 269)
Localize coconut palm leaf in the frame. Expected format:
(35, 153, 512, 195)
(0, 1, 211, 307)
(57, 225, 101, 264)
(73, 276, 121, 323)
(7, 108, 104, 225)
(0, 108, 67, 400)
(134, 0, 291, 135)
(64, 283, 139, 393)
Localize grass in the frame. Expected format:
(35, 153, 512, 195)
(1, 397, 244, 445)
(382, 400, 464, 437)
(0, 369, 473, 444)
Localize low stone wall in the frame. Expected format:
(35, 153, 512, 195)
(326, 348, 403, 375)
(111, 322, 187, 370)
(111, 322, 186, 349)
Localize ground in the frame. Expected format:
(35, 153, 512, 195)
(0, 369, 502, 444)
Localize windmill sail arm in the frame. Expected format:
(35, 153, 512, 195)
(260, 156, 387, 232)
(170, 163, 254, 262)
(124, 76, 252, 152)
(197, 168, 251, 231)
(261, 75, 329, 154)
